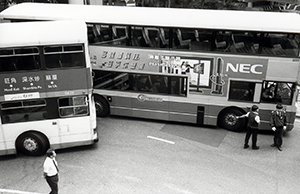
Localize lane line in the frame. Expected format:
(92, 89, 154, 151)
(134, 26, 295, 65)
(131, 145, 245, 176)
(147, 136, 175, 144)
(0, 188, 41, 194)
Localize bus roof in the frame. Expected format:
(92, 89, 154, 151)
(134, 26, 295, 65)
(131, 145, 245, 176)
(0, 20, 87, 48)
(1, 3, 300, 33)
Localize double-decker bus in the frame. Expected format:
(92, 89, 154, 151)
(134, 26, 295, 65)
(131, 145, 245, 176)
(2, 3, 299, 132)
(0, 20, 98, 156)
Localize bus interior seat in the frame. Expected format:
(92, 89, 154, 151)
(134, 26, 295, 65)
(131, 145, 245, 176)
(112, 26, 128, 39)
(149, 28, 160, 47)
(92, 25, 102, 42)
(142, 28, 154, 47)
(272, 43, 284, 55)
(131, 28, 143, 46)
(158, 28, 169, 47)
(191, 32, 212, 51)
(110, 26, 128, 45)
(176, 29, 191, 49)
(231, 34, 245, 50)
(215, 35, 228, 49)
(215, 39, 227, 49)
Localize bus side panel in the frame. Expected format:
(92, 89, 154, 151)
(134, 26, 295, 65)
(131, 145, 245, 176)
(266, 58, 300, 83)
(1, 120, 59, 154)
(56, 116, 95, 148)
(131, 93, 169, 120)
(0, 120, 16, 156)
(109, 95, 132, 116)
(1, 117, 95, 154)
(168, 100, 197, 123)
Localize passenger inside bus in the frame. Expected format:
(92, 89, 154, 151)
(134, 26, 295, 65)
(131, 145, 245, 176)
(262, 84, 276, 101)
(150, 75, 168, 93)
(133, 75, 153, 92)
(261, 82, 293, 105)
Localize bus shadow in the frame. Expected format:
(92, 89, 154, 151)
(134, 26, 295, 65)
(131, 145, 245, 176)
(55, 144, 98, 155)
(108, 115, 218, 129)
(107, 115, 227, 147)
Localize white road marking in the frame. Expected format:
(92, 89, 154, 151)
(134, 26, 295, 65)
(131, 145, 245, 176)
(164, 183, 198, 194)
(147, 136, 175, 144)
(0, 188, 41, 194)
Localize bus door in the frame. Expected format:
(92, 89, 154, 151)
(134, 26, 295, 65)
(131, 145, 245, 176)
(57, 96, 91, 145)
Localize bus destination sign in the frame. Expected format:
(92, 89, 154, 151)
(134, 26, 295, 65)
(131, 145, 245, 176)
(0, 68, 91, 100)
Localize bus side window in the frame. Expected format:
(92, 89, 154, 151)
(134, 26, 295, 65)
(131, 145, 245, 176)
(88, 24, 113, 45)
(87, 26, 96, 43)
(261, 81, 293, 105)
(112, 25, 128, 46)
(149, 75, 168, 94)
(142, 27, 160, 48)
(133, 75, 152, 92)
(230, 32, 258, 54)
(170, 76, 187, 96)
(1, 100, 47, 124)
(58, 96, 89, 117)
(131, 27, 144, 47)
(173, 28, 192, 50)
(287, 34, 300, 56)
(229, 81, 255, 102)
(1, 56, 17, 71)
(0, 48, 40, 72)
(214, 31, 231, 52)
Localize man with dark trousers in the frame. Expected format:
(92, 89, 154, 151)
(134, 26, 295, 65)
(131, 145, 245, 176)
(43, 149, 59, 194)
(270, 104, 287, 151)
(236, 105, 260, 150)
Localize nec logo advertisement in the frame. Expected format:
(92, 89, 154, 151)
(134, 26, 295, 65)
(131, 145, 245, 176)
(224, 57, 267, 79)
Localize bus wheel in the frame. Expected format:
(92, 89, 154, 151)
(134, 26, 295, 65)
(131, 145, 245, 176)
(94, 96, 110, 117)
(219, 108, 245, 132)
(16, 132, 49, 156)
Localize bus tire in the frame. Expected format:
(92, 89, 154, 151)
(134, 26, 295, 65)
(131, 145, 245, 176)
(16, 132, 49, 156)
(218, 108, 245, 132)
(94, 96, 110, 117)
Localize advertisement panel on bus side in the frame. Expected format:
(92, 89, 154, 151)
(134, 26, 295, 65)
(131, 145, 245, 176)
(90, 46, 268, 96)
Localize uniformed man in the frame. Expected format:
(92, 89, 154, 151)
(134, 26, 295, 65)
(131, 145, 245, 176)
(270, 104, 287, 151)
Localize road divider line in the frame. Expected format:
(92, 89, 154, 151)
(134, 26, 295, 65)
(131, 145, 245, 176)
(0, 188, 41, 194)
(147, 136, 175, 144)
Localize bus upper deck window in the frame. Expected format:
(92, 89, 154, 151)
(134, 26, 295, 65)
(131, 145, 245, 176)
(0, 48, 40, 72)
(44, 45, 85, 69)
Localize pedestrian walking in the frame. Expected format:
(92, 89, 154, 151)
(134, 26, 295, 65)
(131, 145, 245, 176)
(236, 105, 260, 150)
(270, 104, 287, 151)
(43, 149, 59, 194)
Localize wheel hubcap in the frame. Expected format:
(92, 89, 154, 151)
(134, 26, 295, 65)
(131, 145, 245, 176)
(225, 113, 237, 127)
(95, 102, 103, 113)
(23, 138, 38, 152)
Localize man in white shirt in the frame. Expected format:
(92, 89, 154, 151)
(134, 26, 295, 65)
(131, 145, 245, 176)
(43, 149, 59, 194)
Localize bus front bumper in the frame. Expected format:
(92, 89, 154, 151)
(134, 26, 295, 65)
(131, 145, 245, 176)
(93, 127, 99, 143)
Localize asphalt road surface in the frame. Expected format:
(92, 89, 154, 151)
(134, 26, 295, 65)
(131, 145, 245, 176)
(1, 116, 300, 194)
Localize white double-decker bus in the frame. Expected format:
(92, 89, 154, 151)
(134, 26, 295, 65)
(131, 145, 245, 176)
(2, 3, 299, 132)
(0, 20, 98, 156)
